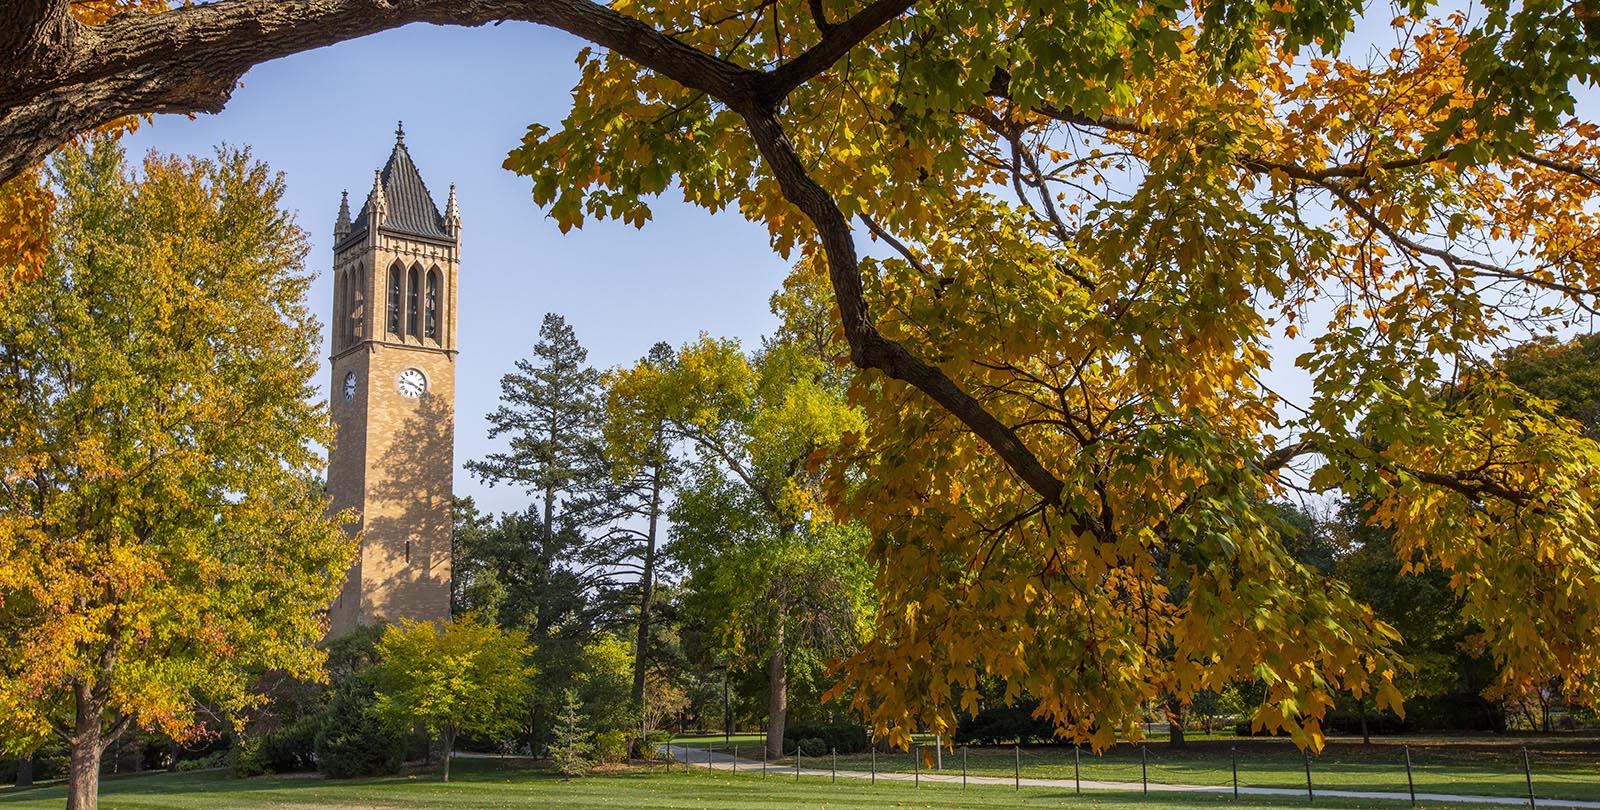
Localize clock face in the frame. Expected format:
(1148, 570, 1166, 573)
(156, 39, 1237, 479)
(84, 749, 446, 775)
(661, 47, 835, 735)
(343, 371, 356, 402)
(396, 368, 427, 398)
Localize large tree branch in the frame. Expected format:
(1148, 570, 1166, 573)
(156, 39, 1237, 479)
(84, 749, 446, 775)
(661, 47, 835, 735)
(737, 108, 1083, 529)
(760, 0, 914, 102)
(0, 0, 764, 184)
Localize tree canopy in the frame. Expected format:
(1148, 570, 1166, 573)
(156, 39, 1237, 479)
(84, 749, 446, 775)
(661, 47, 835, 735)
(2, 0, 1599, 761)
(0, 138, 353, 809)
(375, 616, 534, 783)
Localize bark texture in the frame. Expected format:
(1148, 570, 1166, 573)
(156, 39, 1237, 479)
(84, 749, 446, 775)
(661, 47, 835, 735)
(765, 604, 788, 760)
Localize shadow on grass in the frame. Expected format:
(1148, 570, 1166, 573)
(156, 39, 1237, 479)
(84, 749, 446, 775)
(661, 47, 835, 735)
(0, 758, 598, 806)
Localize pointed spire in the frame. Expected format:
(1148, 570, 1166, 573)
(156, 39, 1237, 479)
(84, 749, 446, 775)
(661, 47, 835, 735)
(334, 190, 351, 240)
(443, 183, 461, 238)
(367, 169, 387, 225)
(395, 120, 405, 147)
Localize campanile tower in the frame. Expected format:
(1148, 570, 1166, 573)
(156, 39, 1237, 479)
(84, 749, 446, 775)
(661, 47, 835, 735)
(326, 123, 457, 635)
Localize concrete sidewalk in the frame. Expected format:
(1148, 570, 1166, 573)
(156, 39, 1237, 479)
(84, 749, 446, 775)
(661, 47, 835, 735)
(660, 745, 1596, 809)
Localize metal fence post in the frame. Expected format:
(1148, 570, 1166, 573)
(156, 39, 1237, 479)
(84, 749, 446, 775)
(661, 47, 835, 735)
(733, 745, 737, 776)
(1232, 746, 1238, 801)
(1014, 744, 1020, 791)
(962, 745, 968, 790)
(1304, 748, 1314, 804)
(706, 744, 712, 773)
(915, 745, 921, 788)
(870, 745, 876, 785)
(1141, 744, 1148, 795)
(684, 745, 690, 774)
(796, 746, 801, 782)
(1523, 746, 1537, 810)
(1403, 745, 1415, 807)
(1074, 745, 1081, 794)
(831, 747, 836, 784)
(762, 743, 767, 778)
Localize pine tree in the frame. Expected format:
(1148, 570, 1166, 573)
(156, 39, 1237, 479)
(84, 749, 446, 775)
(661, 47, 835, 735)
(548, 688, 593, 779)
(467, 313, 603, 539)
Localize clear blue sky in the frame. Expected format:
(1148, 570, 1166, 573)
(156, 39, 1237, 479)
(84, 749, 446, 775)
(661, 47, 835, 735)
(123, 22, 791, 517)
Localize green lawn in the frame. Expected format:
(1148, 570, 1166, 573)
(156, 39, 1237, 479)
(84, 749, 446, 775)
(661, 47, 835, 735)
(0, 759, 1448, 810)
(1, 750, 1590, 810)
(687, 735, 1600, 803)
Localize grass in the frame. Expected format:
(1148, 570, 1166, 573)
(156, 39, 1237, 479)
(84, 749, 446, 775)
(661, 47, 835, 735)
(0, 758, 1489, 810)
(690, 735, 1600, 803)
(1, 736, 1593, 809)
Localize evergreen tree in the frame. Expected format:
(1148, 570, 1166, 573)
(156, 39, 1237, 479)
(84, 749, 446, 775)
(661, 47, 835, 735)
(451, 496, 506, 620)
(467, 313, 603, 538)
(548, 689, 592, 779)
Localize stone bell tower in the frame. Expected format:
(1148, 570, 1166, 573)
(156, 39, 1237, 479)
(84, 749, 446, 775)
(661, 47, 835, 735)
(326, 123, 458, 636)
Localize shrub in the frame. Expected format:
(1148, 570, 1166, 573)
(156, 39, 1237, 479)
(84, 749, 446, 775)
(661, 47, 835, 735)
(634, 729, 674, 760)
(174, 750, 228, 772)
(782, 722, 870, 755)
(594, 730, 630, 764)
(953, 699, 1056, 745)
(239, 716, 320, 775)
(798, 737, 827, 757)
(315, 674, 406, 778)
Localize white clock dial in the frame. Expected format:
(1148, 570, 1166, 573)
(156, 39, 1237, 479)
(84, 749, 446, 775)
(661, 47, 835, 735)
(396, 368, 427, 398)
(343, 371, 356, 402)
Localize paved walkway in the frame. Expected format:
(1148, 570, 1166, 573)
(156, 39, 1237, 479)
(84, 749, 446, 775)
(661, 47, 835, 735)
(660, 745, 1597, 809)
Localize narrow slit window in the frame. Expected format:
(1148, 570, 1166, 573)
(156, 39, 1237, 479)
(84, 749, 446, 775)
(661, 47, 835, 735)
(387, 266, 402, 334)
(425, 269, 439, 340)
(335, 271, 347, 348)
(406, 266, 419, 336)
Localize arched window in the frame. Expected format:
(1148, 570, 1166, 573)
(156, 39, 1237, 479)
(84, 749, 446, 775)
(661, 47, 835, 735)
(406, 266, 419, 337)
(388, 265, 402, 334)
(335, 271, 347, 349)
(351, 264, 364, 341)
(425, 269, 439, 340)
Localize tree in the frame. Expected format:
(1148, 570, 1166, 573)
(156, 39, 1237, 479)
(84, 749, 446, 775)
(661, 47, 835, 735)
(600, 342, 682, 709)
(620, 324, 871, 759)
(1331, 499, 1502, 735)
(0, 138, 354, 810)
(1500, 333, 1600, 440)
(7, 0, 1600, 761)
(452, 496, 509, 619)
(375, 616, 534, 782)
(548, 688, 592, 779)
(314, 670, 408, 779)
(469, 312, 603, 540)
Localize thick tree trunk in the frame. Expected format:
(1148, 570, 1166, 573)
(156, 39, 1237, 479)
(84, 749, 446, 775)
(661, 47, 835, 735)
(1166, 696, 1186, 748)
(15, 751, 34, 789)
(631, 459, 663, 708)
(66, 695, 104, 810)
(765, 606, 787, 760)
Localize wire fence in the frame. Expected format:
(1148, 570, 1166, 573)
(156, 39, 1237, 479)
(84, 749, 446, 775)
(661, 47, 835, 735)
(660, 738, 1600, 808)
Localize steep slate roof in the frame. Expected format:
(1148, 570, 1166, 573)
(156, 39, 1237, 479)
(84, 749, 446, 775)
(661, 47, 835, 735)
(347, 126, 450, 243)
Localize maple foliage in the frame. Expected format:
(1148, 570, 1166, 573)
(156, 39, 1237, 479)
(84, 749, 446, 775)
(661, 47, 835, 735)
(0, 139, 353, 808)
(0, 1, 165, 301)
(375, 616, 533, 783)
(506, 3, 1600, 753)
